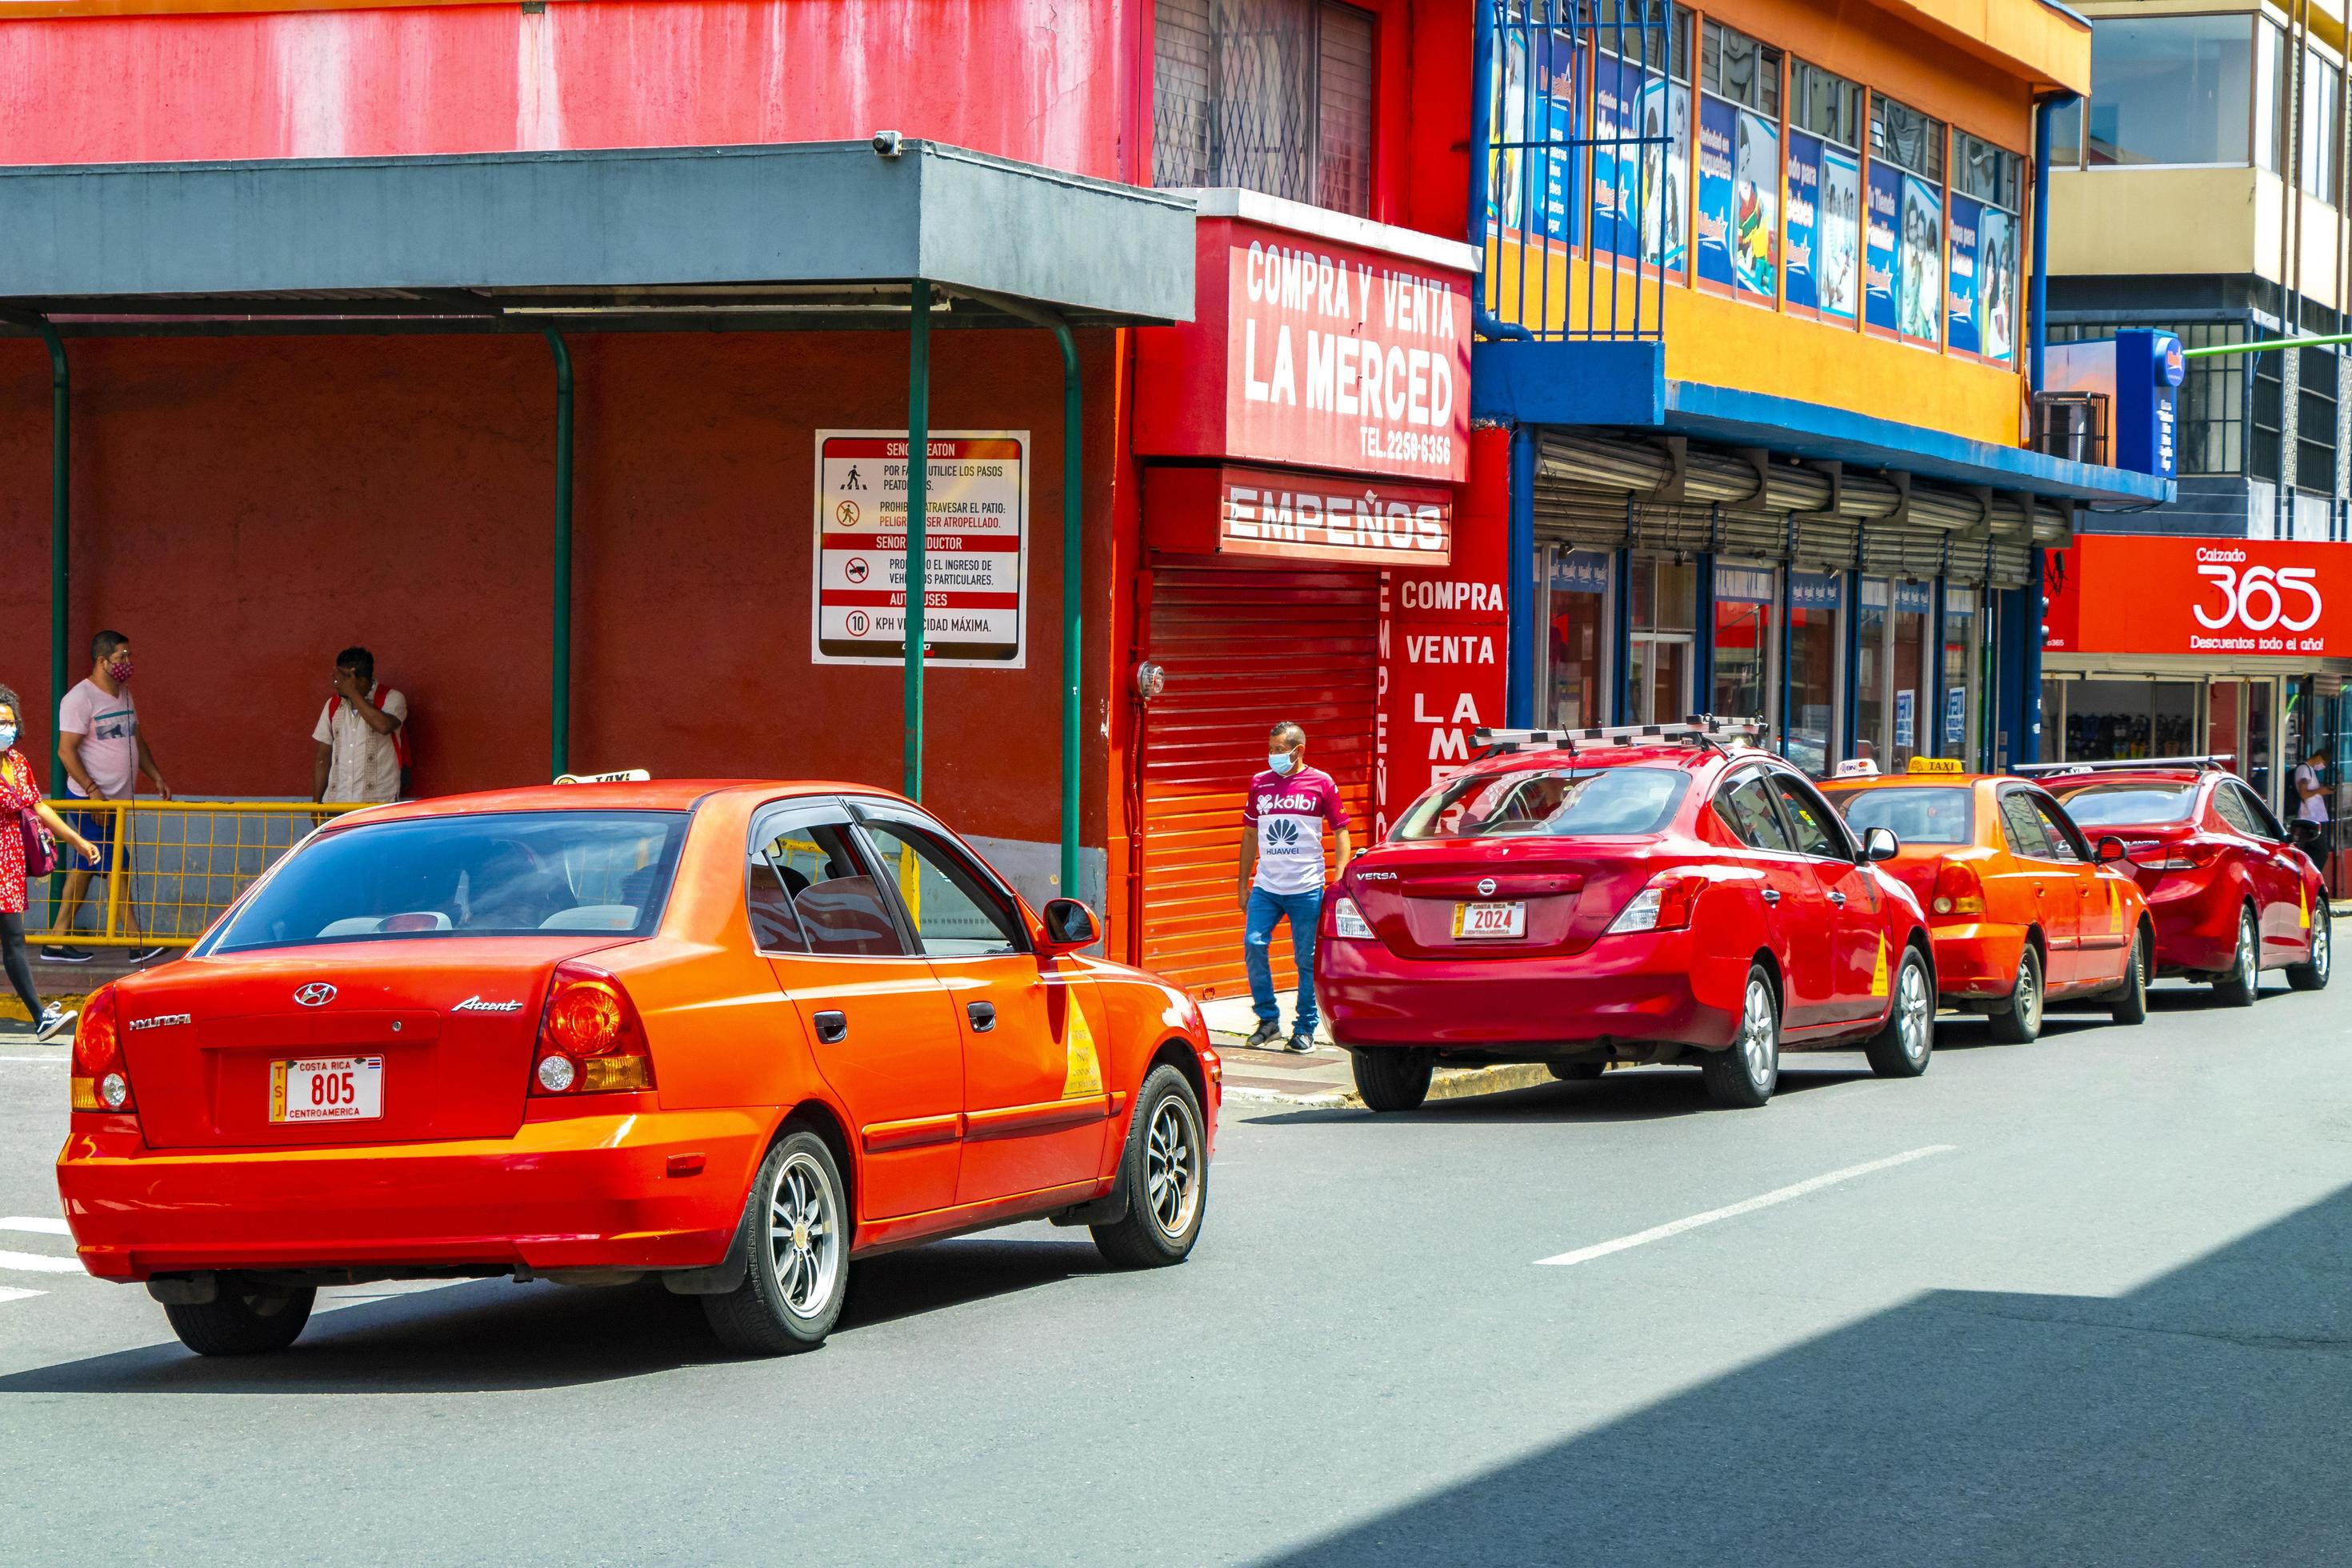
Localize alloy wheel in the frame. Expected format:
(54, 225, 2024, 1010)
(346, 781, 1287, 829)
(2017, 954, 2042, 1034)
(767, 1150, 842, 1319)
(1741, 978, 1778, 1085)
(2314, 913, 2332, 982)
(1145, 1094, 1202, 1240)
(1896, 958, 1932, 1063)
(2238, 914, 2259, 994)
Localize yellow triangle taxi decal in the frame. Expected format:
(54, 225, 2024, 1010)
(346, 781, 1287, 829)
(1870, 936, 1890, 998)
(2301, 880, 2312, 930)
(1062, 998, 1105, 1099)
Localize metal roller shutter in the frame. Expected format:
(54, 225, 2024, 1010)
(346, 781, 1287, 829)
(1990, 542, 2034, 590)
(1139, 563, 1378, 997)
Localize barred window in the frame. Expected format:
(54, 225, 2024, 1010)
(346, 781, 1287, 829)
(2297, 345, 2338, 494)
(1153, 0, 1378, 218)
(2251, 343, 2283, 484)
(2048, 320, 2247, 477)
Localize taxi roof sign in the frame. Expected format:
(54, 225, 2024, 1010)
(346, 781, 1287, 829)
(1906, 757, 1966, 774)
(1833, 758, 1880, 778)
(554, 768, 652, 784)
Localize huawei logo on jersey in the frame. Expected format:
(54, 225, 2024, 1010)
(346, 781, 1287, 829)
(1266, 818, 1305, 848)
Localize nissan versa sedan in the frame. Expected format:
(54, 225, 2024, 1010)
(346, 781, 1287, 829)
(58, 780, 1218, 1357)
(1823, 762, 2154, 1041)
(1318, 719, 1937, 1112)
(2034, 760, 2330, 1003)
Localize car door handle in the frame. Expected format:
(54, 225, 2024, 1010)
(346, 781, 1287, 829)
(967, 1001, 997, 1033)
(812, 1010, 848, 1044)
(1762, 888, 1781, 906)
(1827, 890, 1846, 907)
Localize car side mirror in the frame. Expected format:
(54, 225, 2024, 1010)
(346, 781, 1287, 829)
(2095, 834, 2129, 865)
(1037, 897, 1102, 955)
(1862, 826, 1901, 862)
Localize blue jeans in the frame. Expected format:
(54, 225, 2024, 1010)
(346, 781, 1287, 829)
(1244, 886, 1322, 1035)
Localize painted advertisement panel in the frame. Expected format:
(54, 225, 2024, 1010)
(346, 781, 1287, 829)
(813, 431, 1029, 667)
(1631, 75, 1691, 270)
(1864, 161, 1900, 335)
(1818, 144, 1862, 322)
(1898, 174, 1944, 346)
(1978, 207, 2019, 364)
(1946, 194, 1982, 358)
(1733, 109, 1779, 301)
(1695, 95, 1736, 291)
(1785, 130, 1822, 315)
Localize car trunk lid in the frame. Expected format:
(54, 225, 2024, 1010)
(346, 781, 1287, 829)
(1348, 839, 1660, 958)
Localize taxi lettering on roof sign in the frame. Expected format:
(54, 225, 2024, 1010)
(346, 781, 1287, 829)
(1906, 757, 1966, 774)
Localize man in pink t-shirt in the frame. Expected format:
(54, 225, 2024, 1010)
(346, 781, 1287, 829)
(1237, 720, 1352, 1053)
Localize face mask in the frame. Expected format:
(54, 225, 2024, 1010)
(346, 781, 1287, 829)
(1269, 753, 1296, 776)
(108, 658, 134, 683)
(0, 726, 16, 751)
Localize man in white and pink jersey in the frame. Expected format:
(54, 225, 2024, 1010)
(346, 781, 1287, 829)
(1237, 720, 1353, 1053)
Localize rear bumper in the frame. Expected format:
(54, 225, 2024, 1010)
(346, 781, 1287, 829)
(56, 1105, 768, 1282)
(1926, 922, 2030, 999)
(1317, 930, 1746, 1052)
(2146, 883, 2239, 973)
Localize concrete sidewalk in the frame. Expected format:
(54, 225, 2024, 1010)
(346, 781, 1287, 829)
(1198, 995, 1554, 1108)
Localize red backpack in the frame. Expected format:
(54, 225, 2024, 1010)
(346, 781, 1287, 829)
(320, 685, 414, 782)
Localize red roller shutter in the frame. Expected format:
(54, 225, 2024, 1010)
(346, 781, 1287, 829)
(1139, 562, 1379, 997)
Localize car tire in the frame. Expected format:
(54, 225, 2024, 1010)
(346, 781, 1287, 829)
(1986, 944, 2043, 1044)
(1351, 1048, 1434, 1113)
(1090, 1064, 1208, 1270)
(1701, 966, 1780, 1109)
(2287, 904, 2332, 992)
(164, 1279, 316, 1357)
(1547, 1060, 1606, 1082)
(2212, 907, 2261, 1007)
(701, 1129, 850, 1357)
(1863, 945, 1934, 1079)
(2110, 928, 2151, 1024)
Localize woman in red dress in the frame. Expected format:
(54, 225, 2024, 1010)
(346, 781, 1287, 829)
(0, 684, 101, 1041)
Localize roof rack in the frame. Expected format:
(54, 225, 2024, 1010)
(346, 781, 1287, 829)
(2012, 755, 2233, 778)
(1472, 715, 1766, 758)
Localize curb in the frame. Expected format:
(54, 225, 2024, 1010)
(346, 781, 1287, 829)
(1223, 1058, 1559, 1110)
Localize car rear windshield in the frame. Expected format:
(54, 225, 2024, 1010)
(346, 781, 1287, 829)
(210, 810, 690, 954)
(1832, 786, 1974, 846)
(2050, 783, 2197, 827)
(1392, 766, 1690, 841)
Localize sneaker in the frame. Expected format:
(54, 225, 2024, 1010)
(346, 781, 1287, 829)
(1243, 1021, 1283, 1050)
(33, 1005, 75, 1043)
(127, 946, 170, 965)
(1285, 1033, 1318, 1054)
(38, 946, 91, 964)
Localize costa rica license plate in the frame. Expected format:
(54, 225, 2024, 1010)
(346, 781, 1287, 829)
(270, 1055, 384, 1123)
(1452, 901, 1527, 939)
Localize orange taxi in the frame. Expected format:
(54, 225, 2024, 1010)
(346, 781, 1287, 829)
(57, 778, 1218, 1358)
(1822, 759, 2154, 1041)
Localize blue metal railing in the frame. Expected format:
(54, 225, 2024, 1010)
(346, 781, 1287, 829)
(1472, 0, 1677, 344)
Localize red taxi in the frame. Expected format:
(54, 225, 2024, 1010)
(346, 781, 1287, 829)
(2030, 759, 2330, 1003)
(1822, 761, 2154, 1042)
(1317, 719, 1937, 1112)
(57, 780, 1218, 1358)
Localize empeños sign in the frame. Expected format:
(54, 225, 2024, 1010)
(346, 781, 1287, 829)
(2044, 534, 2350, 658)
(1146, 464, 1451, 567)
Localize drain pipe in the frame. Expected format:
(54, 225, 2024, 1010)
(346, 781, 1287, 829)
(904, 279, 933, 802)
(37, 320, 67, 797)
(545, 329, 574, 782)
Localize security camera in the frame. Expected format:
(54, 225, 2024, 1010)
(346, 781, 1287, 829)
(872, 130, 905, 158)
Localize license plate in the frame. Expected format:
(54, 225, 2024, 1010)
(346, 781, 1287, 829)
(1452, 901, 1527, 939)
(270, 1056, 384, 1123)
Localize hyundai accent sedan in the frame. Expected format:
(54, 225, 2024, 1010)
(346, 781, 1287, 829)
(58, 780, 1218, 1357)
(1823, 762, 2154, 1040)
(1318, 720, 1937, 1111)
(2034, 760, 2330, 1003)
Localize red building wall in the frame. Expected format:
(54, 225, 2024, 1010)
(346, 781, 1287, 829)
(0, 328, 1118, 850)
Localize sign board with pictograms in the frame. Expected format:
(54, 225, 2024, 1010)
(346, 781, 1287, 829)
(812, 430, 1029, 667)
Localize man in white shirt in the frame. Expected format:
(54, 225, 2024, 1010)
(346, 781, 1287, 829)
(45, 629, 170, 964)
(313, 646, 409, 805)
(2292, 745, 2330, 861)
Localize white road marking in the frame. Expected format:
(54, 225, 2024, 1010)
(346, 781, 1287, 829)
(0, 1055, 66, 1064)
(0, 1287, 43, 1306)
(0, 1218, 70, 1237)
(0, 1250, 85, 1274)
(1537, 1145, 1958, 1267)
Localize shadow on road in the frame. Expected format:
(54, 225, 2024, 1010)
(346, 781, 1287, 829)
(1262, 1182, 2352, 1566)
(0, 1237, 1109, 1395)
(1244, 1063, 1874, 1126)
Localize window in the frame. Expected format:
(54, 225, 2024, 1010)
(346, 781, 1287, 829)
(1546, 547, 1610, 730)
(856, 810, 1027, 957)
(1871, 95, 1945, 181)
(2252, 344, 2285, 484)
(1954, 133, 2021, 211)
(1770, 774, 1847, 858)
(1871, 97, 1945, 345)
(749, 810, 907, 958)
(2054, 782, 2196, 826)
(2049, 321, 2248, 474)
(1835, 786, 1974, 846)
(1718, 770, 1794, 851)
(2214, 782, 2263, 836)
(2304, 50, 2343, 201)
(1394, 767, 1692, 840)
(1628, 555, 1697, 725)
(1785, 573, 1842, 775)
(2049, 96, 2082, 168)
(1701, 20, 1781, 114)
(2029, 797, 2087, 862)
(1791, 61, 1862, 147)
(2299, 346, 2339, 494)
(1712, 563, 1776, 729)
(1153, 0, 1378, 218)
(2258, 20, 2290, 174)
(1998, 791, 2058, 860)
(2086, 14, 2255, 167)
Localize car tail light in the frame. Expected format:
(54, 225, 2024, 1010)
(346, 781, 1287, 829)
(531, 962, 654, 1096)
(1606, 871, 1707, 934)
(1332, 897, 1376, 940)
(2129, 838, 2219, 871)
(1930, 859, 1986, 918)
(70, 984, 132, 1112)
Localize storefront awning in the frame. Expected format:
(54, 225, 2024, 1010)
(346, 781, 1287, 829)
(0, 139, 1195, 329)
(1472, 339, 2175, 510)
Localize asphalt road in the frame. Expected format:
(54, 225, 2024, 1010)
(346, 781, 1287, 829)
(2, 975, 2348, 1566)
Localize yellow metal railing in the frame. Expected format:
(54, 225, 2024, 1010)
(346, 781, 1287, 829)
(29, 798, 369, 949)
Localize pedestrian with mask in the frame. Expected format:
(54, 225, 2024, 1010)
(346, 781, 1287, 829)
(2293, 743, 2330, 864)
(1238, 720, 1351, 1053)
(44, 630, 171, 965)
(312, 646, 410, 805)
(0, 685, 101, 1038)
